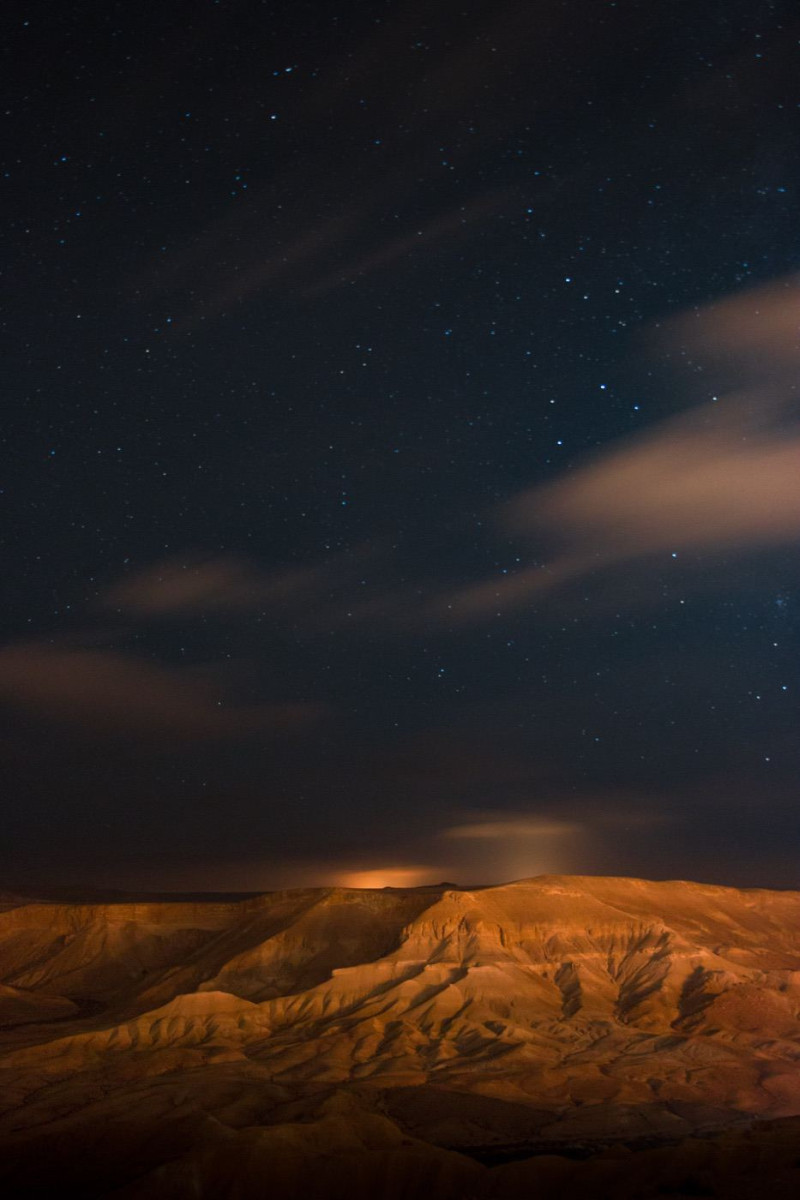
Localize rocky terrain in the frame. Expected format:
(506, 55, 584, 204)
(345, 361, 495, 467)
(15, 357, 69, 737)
(1, 875, 800, 1197)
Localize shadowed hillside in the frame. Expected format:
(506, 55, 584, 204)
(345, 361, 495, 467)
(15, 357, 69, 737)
(2, 875, 800, 1197)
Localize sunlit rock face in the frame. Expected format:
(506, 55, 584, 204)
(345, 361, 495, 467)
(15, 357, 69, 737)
(2, 875, 800, 1198)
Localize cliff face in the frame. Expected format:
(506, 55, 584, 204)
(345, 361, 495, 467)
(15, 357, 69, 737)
(1, 875, 800, 1198)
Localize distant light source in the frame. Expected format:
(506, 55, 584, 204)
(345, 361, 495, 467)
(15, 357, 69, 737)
(335, 867, 435, 889)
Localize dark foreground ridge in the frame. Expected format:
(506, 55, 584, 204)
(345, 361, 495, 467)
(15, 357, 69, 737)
(1, 874, 799, 1198)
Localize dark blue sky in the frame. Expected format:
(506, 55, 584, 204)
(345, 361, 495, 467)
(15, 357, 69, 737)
(2, 0, 799, 890)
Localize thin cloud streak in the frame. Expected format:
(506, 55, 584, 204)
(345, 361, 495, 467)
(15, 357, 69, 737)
(507, 408, 800, 556)
(136, 0, 573, 327)
(102, 555, 325, 617)
(298, 191, 510, 299)
(0, 643, 324, 741)
(443, 818, 583, 839)
(101, 278, 800, 636)
(440, 277, 800, 621)
(163, 190, 509, 327)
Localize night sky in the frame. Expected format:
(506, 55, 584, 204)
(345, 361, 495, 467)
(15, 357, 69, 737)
(3, 0, 799, 892)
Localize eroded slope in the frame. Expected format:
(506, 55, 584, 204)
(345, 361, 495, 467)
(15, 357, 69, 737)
(2, 875, 800, 1197)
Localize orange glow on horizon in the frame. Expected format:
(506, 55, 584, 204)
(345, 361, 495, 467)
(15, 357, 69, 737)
(333, 866, 438, 889)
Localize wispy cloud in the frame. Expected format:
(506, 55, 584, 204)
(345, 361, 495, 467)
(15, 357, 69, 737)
(442, 817, 583, 839)
(0, 643, 323, 741)
(440, 277, 800, 620)
(297, 191, 509, 299)
(135, 0, 564, 327)
(103, 279, 800, 638)
(101, 554, 325, 617)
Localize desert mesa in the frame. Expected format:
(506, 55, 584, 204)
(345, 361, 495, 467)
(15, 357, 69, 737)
(1, 874, 800, 1198)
